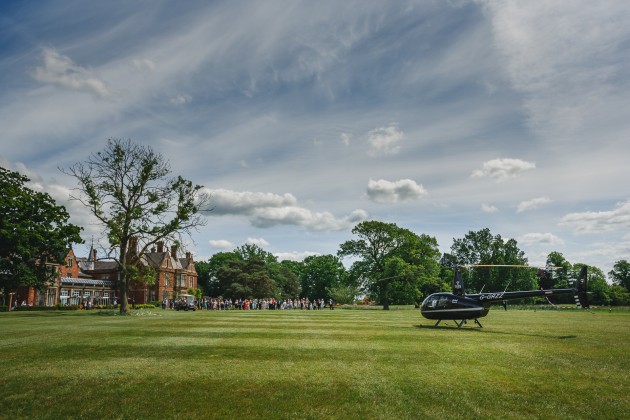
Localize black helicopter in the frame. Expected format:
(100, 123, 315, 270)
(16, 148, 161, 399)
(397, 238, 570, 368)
(420, 265, 589, 328)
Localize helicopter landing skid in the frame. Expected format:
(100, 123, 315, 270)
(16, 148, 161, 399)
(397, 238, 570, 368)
(433, 319, 483, 329)
(457, 319, 483, 329)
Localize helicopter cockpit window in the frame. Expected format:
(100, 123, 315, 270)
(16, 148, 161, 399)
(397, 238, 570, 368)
(437, 296, 449, 308)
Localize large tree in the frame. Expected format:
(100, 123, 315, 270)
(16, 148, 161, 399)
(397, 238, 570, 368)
(338, 221, 441, 309)
(448, 228, 533, 293)
(609, 259, 630, 292)
(575, 264, 610, 306)
(216, 257, 276, 299)
(202, 244, 301, 300)
(62, 139, 208, 313)
(0, 167, 82, 301)
(197, 251, 242, 297)
(300, 254, 347, 301)
(268, 261, 301, 299)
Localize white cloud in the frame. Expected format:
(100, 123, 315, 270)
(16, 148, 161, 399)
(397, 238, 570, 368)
(471, 158, 536, 182)
(245, 237, 269, 247)
(340, 132, 352, 146)
(365, 179, 427, 204)
(202, 189, 368, 231)
(208, 239, 235, 250)
(481, 203, 498, 213)
(559, 200, 630, 233)
(274, 251, 321, 262)
(517, 197, 551, 213)
(205, 189, 298, 215)
(518, 232, 564, 246)
(367, 124, 405, 156)
(33, 47, 112, 98)
(0, 158, 43, 183)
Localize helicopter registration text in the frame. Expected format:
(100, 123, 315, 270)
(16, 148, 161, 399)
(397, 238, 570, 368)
(479, 293, 504, 301)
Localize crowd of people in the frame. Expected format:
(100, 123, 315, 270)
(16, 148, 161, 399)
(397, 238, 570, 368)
(162, 297, 334, 311)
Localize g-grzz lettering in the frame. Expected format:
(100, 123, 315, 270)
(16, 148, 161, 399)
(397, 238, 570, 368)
(479, 292, 504, 301)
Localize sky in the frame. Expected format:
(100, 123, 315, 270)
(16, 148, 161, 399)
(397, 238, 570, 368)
(1, 0, 629, 277)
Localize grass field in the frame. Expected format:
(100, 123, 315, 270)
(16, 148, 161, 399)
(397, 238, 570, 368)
(1, 307, 628, 419)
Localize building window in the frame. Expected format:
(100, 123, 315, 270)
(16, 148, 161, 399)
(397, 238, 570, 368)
(60, 289, 69, 305)
(70, 290, 80, 305)
(46, 289, 57, 307)
(164, 273, 170, 287)
(67, 258, 73, 267)
(189, 277, 193, 289)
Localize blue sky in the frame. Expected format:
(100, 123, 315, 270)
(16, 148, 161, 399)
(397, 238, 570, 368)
(1, 1, 629, 275)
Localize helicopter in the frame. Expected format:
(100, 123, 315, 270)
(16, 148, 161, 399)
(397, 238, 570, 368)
(420, 265, 589, 328)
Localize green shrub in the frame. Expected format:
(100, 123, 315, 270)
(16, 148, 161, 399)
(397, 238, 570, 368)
(93, 304, 115, 310)
(133, 304, 158, 310)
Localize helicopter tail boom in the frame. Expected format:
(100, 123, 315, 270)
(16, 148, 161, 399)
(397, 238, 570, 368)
(469, 267, 589, 308)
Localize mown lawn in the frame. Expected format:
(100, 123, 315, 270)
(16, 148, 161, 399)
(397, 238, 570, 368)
(0, 307, 628, 419)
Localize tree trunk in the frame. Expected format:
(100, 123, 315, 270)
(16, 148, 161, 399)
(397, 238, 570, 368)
(119, 275, 129, 314)
(119, 246, 129, 314)
(382, 298, 390, 310)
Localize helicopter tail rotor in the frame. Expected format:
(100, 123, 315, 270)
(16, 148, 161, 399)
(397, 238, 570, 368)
(573, 266, 589, 309)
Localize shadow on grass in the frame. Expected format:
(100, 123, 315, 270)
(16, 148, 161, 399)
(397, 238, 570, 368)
(413, 324, 577, 340)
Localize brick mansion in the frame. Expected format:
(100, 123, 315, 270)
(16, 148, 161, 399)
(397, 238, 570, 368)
(16, 241, 198, 307)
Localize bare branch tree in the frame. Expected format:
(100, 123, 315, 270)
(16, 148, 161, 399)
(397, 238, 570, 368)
(61, 138, 209, 313)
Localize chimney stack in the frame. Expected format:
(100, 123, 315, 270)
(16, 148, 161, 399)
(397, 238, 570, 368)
(157, 241, 164, 253)
(185, 252, 192, 259)
(171, 244, 178, 259)
(92, 249, 97, 261)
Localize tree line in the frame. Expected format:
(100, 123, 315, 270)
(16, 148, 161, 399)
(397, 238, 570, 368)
(196, 223, 630, 308)
(2, 139, 630, 311)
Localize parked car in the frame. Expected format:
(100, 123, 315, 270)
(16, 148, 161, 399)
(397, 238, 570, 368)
(175, 294, 196, 311)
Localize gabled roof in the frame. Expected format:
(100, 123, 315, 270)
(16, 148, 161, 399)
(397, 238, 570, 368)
(179, 257, 193, 269)
(91, 261, 119, 271)
(142, 252, 183, 270)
